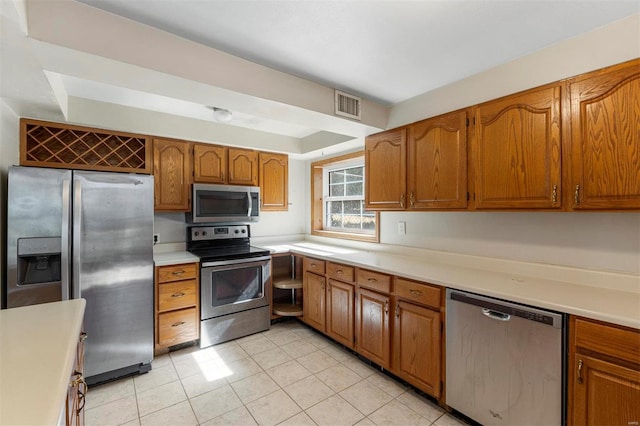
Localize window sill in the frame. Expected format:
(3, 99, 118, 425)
(311, 229, 379, 243)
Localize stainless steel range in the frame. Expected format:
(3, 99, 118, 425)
(187, 224, 271, 348)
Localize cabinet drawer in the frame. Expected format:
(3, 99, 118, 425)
(327, 262, 355, 283)
(304, 257, 326, 274)
(158, 307, 198, 347)
(394, 278, 441, 309)
(357, 269, 391, 293)
(574, 317, 640, 364)
(158, 279, 197, 312)
(157, 263, 197, 283)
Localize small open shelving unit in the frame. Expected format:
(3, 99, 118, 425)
(271, 253, 303, 318)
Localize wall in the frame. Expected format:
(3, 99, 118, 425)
(153, 158, 306, 244)
(305, 17, 640, 275)
(0, 100, 21, 306)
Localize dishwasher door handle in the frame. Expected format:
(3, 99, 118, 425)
(482, 308, 511, 321)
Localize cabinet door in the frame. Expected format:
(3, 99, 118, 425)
(408, 111, 467, 209)
(393, 300, 441, 398)
(153, 138, 192, 211)
(228, 148, 259, 186)
(569, 60, 640, 209)
(365, 128, 407, 210)
(259, 152, 288, 211)
(356, 288, 390, 368)
(303, 272, 326, 332)
(473, 85, 562, 209)
(193, 144, 227, 184)
(572, 354, 640, 425)
(326, 279, 355, 348)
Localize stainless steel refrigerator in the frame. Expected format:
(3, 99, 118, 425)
(5, 166, 154, 384)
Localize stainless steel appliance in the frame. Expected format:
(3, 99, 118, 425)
(5, 166, 154, 385)
(186, 224, 271, 347)
(446, 289, 565, 425)
(188, 183, 260, 224)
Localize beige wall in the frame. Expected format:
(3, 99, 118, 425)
(306, 16, 640, 275)
(0, 100, 20, 306)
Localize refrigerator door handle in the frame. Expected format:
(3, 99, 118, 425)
(72, 180, 82, 299)
(61, 178, 71, 300)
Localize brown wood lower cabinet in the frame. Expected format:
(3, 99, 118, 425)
(303, 271, 326, 331)
(326, 279, 355, 347)
(154, 262, 199, 353)
(392, 300, 441, 398)
(355, 287, 391, 368)
(66, 330, 86, 426)
(569, 316, 640, 425)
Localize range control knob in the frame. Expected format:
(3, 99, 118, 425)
(194, 231, 200, 237)
(202, 231, 207, 236)
(234, 229, 240, 234)
(241, 229, 247, 234)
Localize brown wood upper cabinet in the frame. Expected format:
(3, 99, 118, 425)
(193, 143, 228, 184)
(365, 110, 468, 211)
(153, 138, 192, 211)
(228, 148, 259, 186)
(365, 128, 407, 210)
(408, 110, 468, 209)
(568, 59, 640, 209)
(472, 84, 562, 209)
(259, 152, 289, 211)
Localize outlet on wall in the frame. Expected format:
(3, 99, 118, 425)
(153, 234, 160, 244)
(397, 221, 406, 235)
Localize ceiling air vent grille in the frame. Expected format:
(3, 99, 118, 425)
(334, 90, 361, 120)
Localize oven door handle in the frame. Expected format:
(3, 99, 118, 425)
(201, 255, 272, 268)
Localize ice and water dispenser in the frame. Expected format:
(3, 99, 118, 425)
(16, 237, 62, 286)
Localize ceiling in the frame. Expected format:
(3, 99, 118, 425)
(1, 0, 639, 158)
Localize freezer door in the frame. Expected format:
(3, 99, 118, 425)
(6, 166, 71, 308)
(73, 171, 154, 379)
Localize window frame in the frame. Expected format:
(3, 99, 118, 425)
(311, 151, 379, 243)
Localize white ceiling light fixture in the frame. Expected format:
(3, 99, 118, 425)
(211, 106, 233, 123)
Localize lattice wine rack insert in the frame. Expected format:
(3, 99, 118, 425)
(20, 119, 151, 174)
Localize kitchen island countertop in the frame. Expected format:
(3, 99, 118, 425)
(0, 299, 86, 426)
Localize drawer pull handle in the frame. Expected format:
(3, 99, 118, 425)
(410, 289, 423, 297)
(172, 270, 185, 276)
(171, 292, 186, 298)
(79, 332, 88, 342)
(336, 270, 343, 274)
(171, 321, 186, 327)
(577, 359, 584, 384)
(311, 263, 317, 268)
(367, 278, 377, 283)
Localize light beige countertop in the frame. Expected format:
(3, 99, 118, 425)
(0, 299, 86, 426)
(154, 251, 200, 266)
(258, 240, 640, 329)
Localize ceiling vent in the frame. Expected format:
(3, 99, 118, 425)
(334, 90, 361, 121)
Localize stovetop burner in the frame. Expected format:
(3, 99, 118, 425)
(186, 224, 270, 262)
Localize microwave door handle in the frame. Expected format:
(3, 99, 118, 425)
(246, 191, 252, 217)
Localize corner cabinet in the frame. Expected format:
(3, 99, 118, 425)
(259, 152, 289, 211)
(568, 59, 640, 209)
(568, 316, 640, 425)
(228, 148, 259, 186)
(153, 138, 192, 211)
(154, 263, 199, 353)
(365, 128, 407, 210)
(472, 84, 562, 209)
(271, 253, 303, 318)
(193, 143, 228, 184)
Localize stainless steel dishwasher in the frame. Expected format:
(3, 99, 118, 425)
(446, 289, 565, 425)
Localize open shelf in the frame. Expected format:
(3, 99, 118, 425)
(271, 253, 303, 319)
(273, 278, 303, 290)
(272, 303, 303, 317)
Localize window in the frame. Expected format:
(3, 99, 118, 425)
(311, 152, 379, 242)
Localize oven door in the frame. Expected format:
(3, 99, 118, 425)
(200, 255, 271, 319)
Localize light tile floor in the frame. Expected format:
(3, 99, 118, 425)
(85, 320, 468, 426)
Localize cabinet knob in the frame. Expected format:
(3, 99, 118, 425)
(384, 300, 389, 314)
(79, 332, 88, 342)
(574, 185, 581, 206)
(409, 192, 415, 208)
(552, 184, 558, 204)
(395, 303, 400, 318)
(400, 193, 405, 208)
(577, 359, 584, 384)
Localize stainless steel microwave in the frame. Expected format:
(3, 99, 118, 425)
(188, 184, 260, 223)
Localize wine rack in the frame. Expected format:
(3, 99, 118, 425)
(20, 118, 152, 174)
